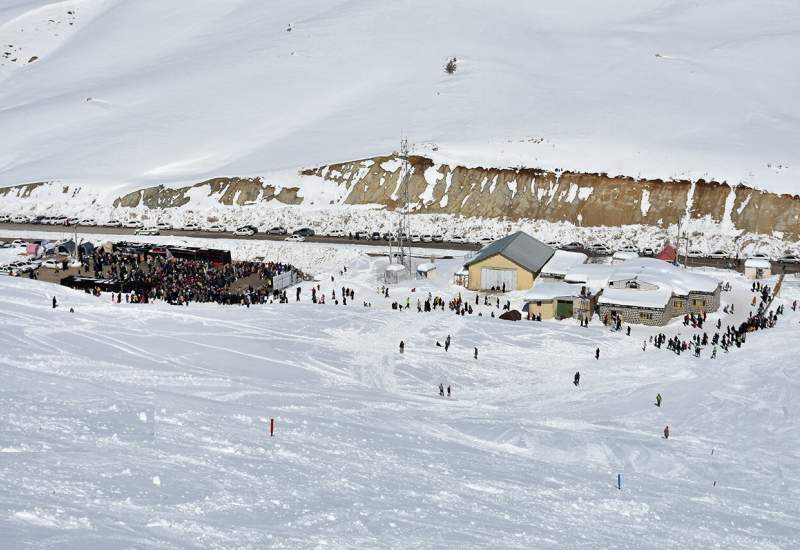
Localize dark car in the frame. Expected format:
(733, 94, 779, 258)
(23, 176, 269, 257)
(371, 232, 382, 241)
(293, 227, 315, 237)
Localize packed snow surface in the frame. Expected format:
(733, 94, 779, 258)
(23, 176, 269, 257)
(1, 253, 799, 548)
(0, 0, 799, 194)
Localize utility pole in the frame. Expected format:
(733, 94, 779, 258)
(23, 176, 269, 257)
(395, 138, 412, 272)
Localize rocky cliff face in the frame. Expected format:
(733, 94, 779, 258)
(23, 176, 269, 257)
(302, 156, 800, 238)
(2, 155, 799, 239)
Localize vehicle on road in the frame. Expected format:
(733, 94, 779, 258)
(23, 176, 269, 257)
(156, 222, 173, 230)
(640, 247, 656, 256)
(182, 222, 201, 231)
(123, 220, 144, 229)
(478, 237, 494, 245)
(234, 226, 256, 236)
(708, 250, 730, 259)
(104, 219, 123, 227)
(268, 226, 288, 235)
(66, 217, 80, 225)
(371, 232, 382, 241)
(432, 234, 444, 243)
(135, 227, 160, 236)
(41, 259, 62, 269)
(12, 239, 26, 247)
(285, 235, 305, 242)
(204, 224, 226, 232)
(546, 240, 560, 248)
(382, 232, 395, 241)
(354, 231, 369, 240)
(0, 215, 9, 223)
(450, 235, 466, 244)
(293, 227, 315, 237)
(563, 241, 583, 251)
(79, 218, 98, 226)
(11, 215, 30, 224)
(411, 234, 421, 243)
(779, 254, 800, 264)
(421, 234, 433, 243)
(687, 249, 705, 258)
(327, 229, 346, 238)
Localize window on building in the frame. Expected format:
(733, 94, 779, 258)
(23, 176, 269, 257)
(640, 312, 653, 320)
(674, 300, 684, 309)
(693, 299, 705, 307)
(535, 301, 542, 306)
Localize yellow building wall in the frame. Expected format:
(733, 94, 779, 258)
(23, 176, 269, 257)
(466, 254, 535, 291)
(526, 300, 555, 319)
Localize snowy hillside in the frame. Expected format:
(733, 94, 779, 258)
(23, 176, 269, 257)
(0, 0, 799, 196)
(1, 260, 799, 548)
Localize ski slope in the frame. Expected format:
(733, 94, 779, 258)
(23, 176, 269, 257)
(1, 260, 799, 548)
(0, 0, 798, 195)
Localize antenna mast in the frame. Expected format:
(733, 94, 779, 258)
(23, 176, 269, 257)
(396, 138, 412, 271)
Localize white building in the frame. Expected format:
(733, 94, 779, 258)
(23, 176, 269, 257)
(744, 258, 771, 279)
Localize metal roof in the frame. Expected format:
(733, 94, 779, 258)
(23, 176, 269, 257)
(464, 232, 554, 273)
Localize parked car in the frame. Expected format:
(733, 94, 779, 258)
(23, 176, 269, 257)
(33, 216, 50, 224)
(234, 226, 256, 236)
(0, 215, 10, 223)
(204, 223, 226, 232)
(450, 235, 466, 244)
(11, 215, 30, 223)
(41, 259, 62, 269)
(12, 239, 26, 247)
(382, 232, 395, 241)
(66, 217, 80, 225)
(779, 254, 800, 264)
(104, 219, 123, 227)
(478, 237, 494, 245)
(79, 218, 98, 226)
(182, 222, 201, 231)
(640, 247, 656, 256)
(432, 234, 444, 243)
(593, 245, 613, 256)
(285, 235, 305, 242)
(268, 226, 288, 235)
(123, 220, 143, 229)
(708, 250, 730, 259)
(293, 227, 315, 237)
(618, 244, 638, 253)
(327, 229, 346, 238)
(410, 234, 421, 243)
(156, 222, 173, 230)
(371, 231, 382, 241)
(687, 249, 705, 258)
(421, 234, 433, 243)
(546, 240, 560, 248)
(52, 216, 69, 225)
(354, 231, 369, 240)
(135, 227, 160, 236)
(563, 241, 583, 251)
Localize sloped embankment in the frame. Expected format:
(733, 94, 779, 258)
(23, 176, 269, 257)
(112, 177, 302, 208)
(302, 156, 800, 238)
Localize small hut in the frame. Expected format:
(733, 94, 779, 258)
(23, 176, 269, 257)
(453, 268, 469, 287)
(416, 262, 436, 279)
(384, 263, 407, 284)
(744, 258, 771, 279)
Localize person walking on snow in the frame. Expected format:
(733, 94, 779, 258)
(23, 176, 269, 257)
(656, 393, 662, 407)
(439, 383, 444, 397)
(447, 385, 451, 397)
(573, 371, 580, 387)
(444, 334, 451, 352)
(399, 340, 405, 354)
(663, 425, 670, 439)
(595, 347, 600, 360)
(474, 347, 478, 360)
(52, 296, 57, 309)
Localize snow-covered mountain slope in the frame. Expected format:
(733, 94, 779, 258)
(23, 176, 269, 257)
(1, 264, 799, 548)
(0, 0, 799, 197)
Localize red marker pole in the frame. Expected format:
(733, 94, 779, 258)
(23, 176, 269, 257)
(270, 417, 275, 437)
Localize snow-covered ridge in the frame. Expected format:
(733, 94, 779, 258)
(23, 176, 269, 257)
(0, 0, 798, 194)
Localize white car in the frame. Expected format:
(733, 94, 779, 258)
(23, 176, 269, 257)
(79, 218, 98, 226)
(708, 250, 730, 259)
(156, 222, 173, 230)
(182, 222, 201, 231)
(354, 231, 369, 240)
(11, 215, 30, 223)
(123, 220, 144, 229)
(104, 219, 123, 227)
(41, 259, 62, 269)
(410, 234, 421, 243)
(0, 215, 10, 223)
(204, 224, 226, 232)
(687, 249, 705, 258)
(327, 229, 346, 238)
(640, 247, 656, 256)
(66, 217, 80, 225)
(421, 234, 433, 243)
(450, 235, 466, 244)
(135, 227, 160, 236)
(478, 237, 494, 245)
(432, 234, 444, 243)
(285, 235, 305, 242)
(234, 227, 256, 236)
(779, 254, 800, 264)
(12, 239, 26, 247)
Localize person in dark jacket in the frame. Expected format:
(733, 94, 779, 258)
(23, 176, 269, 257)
(595, 347, 600, 360)
(663, 425, 670, 439)
(52, 296, 57, 309)
(573, 371, 580, 386)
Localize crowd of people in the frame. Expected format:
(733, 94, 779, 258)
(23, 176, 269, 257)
(80, 248, 297, 306)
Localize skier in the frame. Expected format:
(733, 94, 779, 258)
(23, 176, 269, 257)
(439, 383, 444, 397)
(663, 425, 670, 439)
(444, 334, 451, 352)
(656, 393, 662, 407)
(595, 347, 600, 360)
(573, 371, 580, 387)
(399, 340, 405, 354)
(447, 385, 451, 397)
(52, 296, 57, 309)
(474, 347, 478, 360)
